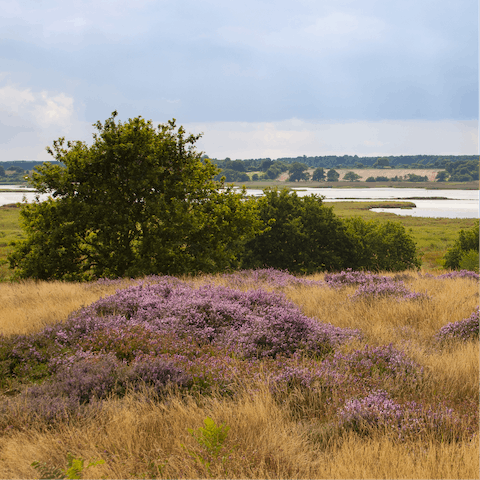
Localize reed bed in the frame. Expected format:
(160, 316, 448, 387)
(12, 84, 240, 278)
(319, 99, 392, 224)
(0, 268, 478, 479)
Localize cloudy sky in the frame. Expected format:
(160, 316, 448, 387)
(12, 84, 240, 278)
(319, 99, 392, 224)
(1, 0, 478, 161)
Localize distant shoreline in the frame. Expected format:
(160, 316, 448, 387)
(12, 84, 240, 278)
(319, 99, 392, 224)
(230, 180, 479, 190)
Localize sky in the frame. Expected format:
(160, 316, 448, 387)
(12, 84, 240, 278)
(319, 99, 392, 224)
(0, 0, 478, 161)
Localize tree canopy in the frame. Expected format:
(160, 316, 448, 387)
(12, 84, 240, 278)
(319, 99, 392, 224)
(343, 171, 361, 182)
(241, 188, 356, 273)
(326, 169, 340, 181)
(288, 162, 310, 182)
(312, 167, 325, 181)
(9, 113, 261, 280)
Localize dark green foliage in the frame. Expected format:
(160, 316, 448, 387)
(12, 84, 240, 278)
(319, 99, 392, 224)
(344, 217, 421, 272)
(406, 173, 428, 182)
(288, 162, 310, 182)
(444, 221, 479, 270)
(373, 157, 390, 168)
(8, 113, 261, 280)
(312, 167, 325, 181)
(435, 171, 449, 182)
(261, 159, 274, 171)
(0, 165, 4, 177)
(326, 169, 340, 182)
(445, 160, 479, 182)
(242, 188, 356, 273)
(215, 169, 250, 182)
(343, 171, 361, 182)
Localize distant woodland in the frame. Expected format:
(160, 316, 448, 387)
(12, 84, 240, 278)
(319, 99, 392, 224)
(0, 155, 478, 184)
(209, 156, 479, 183)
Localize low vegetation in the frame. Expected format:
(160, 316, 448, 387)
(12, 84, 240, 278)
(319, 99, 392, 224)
(0, 268, 478, 478)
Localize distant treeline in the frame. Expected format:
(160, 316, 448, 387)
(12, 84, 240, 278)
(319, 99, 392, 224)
(211, 155, 477, 169)
(209, 155, 479, 183)
(0, 160, 63, 172)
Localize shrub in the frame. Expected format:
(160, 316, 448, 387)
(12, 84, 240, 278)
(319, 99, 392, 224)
(338, 390, 463, 441)
(444, 221, 479, 270)
(435, 308, 479, 343)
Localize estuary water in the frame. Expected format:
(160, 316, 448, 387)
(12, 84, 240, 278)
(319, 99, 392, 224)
(245, 187, 479, 219)
(0, 186, 478, 219)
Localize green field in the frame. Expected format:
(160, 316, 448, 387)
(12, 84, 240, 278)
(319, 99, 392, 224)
(0, 205, 23, 281)
(0, 200, 474, 280)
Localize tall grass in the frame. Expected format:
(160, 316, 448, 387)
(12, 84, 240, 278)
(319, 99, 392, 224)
(0, 269, 478, 479)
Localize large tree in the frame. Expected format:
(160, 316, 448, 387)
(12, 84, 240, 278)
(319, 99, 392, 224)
(288, 162, 310, 182)
(326, 168, 340, 182)
(342, 171, 361, 182)
(9, 113, 261, 280)
(312, 167, 325, 181)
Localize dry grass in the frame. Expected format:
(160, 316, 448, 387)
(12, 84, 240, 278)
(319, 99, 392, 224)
(0, 388, 477, 479)
(0, 279, 136, 335)
(0, 271, 478, 479)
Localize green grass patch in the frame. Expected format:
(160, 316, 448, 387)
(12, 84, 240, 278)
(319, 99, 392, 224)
(0, 204, 24, 281)
(329, 201, 477, 271)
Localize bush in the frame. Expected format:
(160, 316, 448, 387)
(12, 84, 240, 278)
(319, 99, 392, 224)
(444, 221, 479, 270)
(242, 188, 356, 273)
(459, 250, 479, 273)
(344, 217, 421, 271)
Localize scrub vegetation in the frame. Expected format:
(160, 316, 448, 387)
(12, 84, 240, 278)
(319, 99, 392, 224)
(0, 269, 478, 479)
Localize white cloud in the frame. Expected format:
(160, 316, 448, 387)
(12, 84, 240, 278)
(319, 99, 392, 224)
(32, 92, 74, 127)
(0, 78, 91, 160)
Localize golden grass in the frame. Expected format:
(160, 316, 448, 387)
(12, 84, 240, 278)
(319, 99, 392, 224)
(0, 388, 477, 479)
(0, 271, 478, 479)
(0, 279, 136, 335)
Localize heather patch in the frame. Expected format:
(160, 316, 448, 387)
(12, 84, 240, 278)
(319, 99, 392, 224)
(337, 390, 465, 441)
(349, 277, 428, 302)
(64, 281, 361, 359)
(328, 344, 424, 386)
(437, 270, 480, 281)
(435, 307, 479, 343)
(0, 353, 193, 426)
(324, 269, 427, 302)
(324, 269, 386, 289)
(0, 278, 361, 402)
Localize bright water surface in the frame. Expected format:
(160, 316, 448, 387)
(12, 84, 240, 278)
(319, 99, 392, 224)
(245, 187, 479, 219)
(0, 186, 478, 219)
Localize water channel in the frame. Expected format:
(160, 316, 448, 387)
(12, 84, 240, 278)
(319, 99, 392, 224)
(0, 185, 478, 219)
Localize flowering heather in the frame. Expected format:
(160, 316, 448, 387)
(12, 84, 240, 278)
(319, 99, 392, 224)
(328, 344, 424, 385)
(349, 277, 428, 302)
(62, 280, 361, 359)
(337, 390, 463, 440)
(0, 353, 194, 426)
(324, 269, 385, 289)
(435, 307, 479, 343)
(0, 278, 362, 405)
(270, 358, 348, 391)
(218, 268, 324, 289)
(437, 270, 480, 281)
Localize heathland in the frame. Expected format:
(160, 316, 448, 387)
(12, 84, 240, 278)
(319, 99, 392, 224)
(0, 269, 478, 478)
